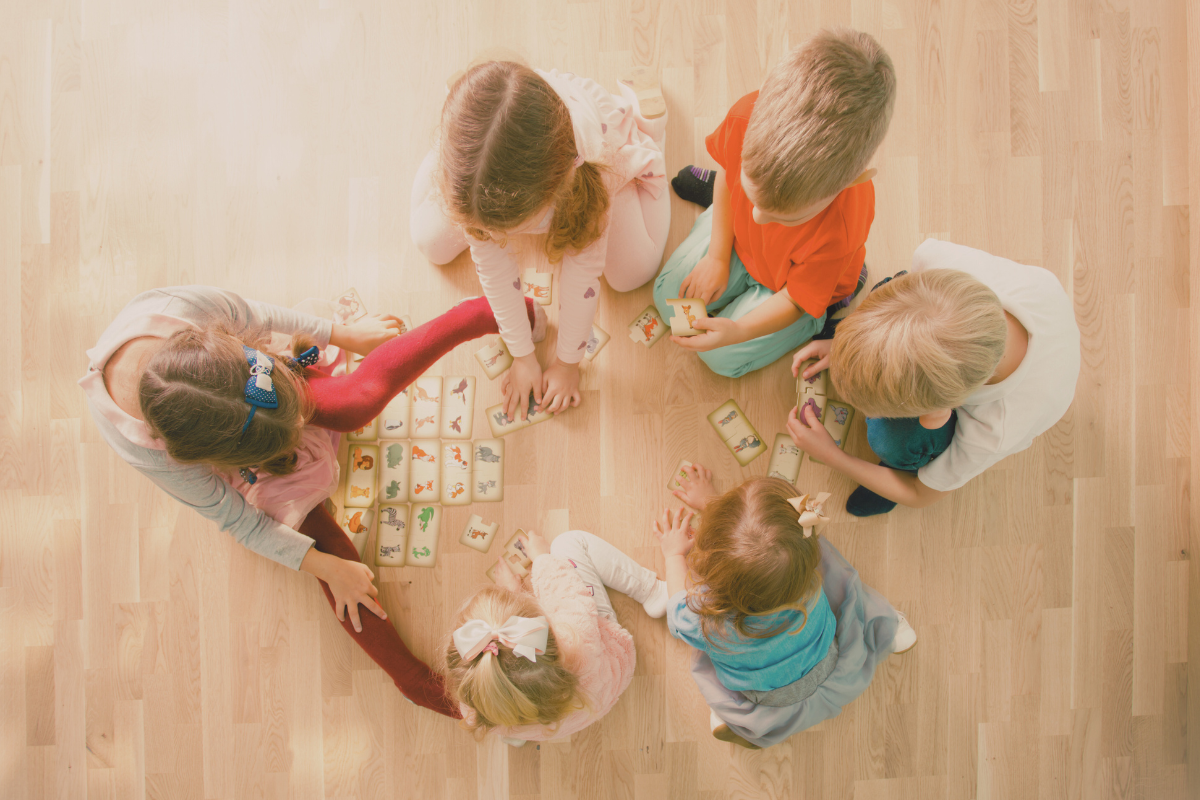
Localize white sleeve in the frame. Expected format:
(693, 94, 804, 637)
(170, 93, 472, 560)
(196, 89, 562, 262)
(468, 239, 534, 358)
(555, 220, 607, 364)
(164, 286, 333, 347)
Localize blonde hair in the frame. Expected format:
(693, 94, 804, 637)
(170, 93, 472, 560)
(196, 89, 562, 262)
(830, 269, 1008, 417)
(742, 28, 896, 212)
(139, 327, 315, 476)
(437, 61, 609, 263)
(443, 586, 583, 734)
(686, 478, 824, 647)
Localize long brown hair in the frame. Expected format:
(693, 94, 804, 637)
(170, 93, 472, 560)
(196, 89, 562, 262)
(437, 60, 609, 263)
(686, 478, 824, 646)
(139, 327, 315, 476)
(443, 585, 583, 735)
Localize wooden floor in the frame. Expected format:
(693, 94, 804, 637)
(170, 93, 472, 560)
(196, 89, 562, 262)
(1, 0, 1197, 798)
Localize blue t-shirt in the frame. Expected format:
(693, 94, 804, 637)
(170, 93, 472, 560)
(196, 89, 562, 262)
(667, 586, 837, 692)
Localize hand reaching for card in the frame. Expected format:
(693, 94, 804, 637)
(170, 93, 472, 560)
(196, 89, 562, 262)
(654, 507, 695, 558)
(494, 558, 524, 592)
(679, 253, 730, 305)
(792, 339, 833, 379)
(672, 462, 717, 510)
(786, 402, 838, 459)
(541, 359, 582, 414)
(502, 354, 543, 420)
(333, 313, 406, 356)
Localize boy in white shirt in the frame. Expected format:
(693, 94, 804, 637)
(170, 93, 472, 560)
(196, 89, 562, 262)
(785, 239, 1081, 515)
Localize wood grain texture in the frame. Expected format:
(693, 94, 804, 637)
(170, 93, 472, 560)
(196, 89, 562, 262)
(0, 0, 1193, 797)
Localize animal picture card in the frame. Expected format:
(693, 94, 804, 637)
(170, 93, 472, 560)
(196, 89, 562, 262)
(398, 315, 415, 335)
(411, 376, 442, 438)
(472, 439, 505, 502)
(474, 338, 513, 380)
(440, 376, 476, 439)
(333, 287, 367, 324)
(707, 400, 767, 466)
(485, 394, 553, 438)
(665, 298, 708, 337)
(667, 459, 696, 492)
(628, 305, 667, 347)
(347, 417, 379, 442)
(459, 514, 500, 554)
(441, 442, 473, 505)
(406, 504, 441, 568)
(409, 440, 441, 500)
(378, 441, 410, 503)
(523, 269, 553, 305)
(375, 503, 409, 566)
(796, 358, 828, 396)
(809, 401, 856, 466)
(380, 388, 410, 438)
(500, 529, 534, 577)
(584, 324, 610, 361)
(340, 507, 374, 560)
(345, 444, 380, 508)
(767, 433, 803, 483)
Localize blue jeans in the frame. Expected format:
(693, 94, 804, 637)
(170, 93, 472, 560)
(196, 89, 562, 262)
(865, 413, 958, 472)
(652, 206, 824, 378)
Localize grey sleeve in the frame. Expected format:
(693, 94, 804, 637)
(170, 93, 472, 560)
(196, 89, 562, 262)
(161, 286, 334, 348)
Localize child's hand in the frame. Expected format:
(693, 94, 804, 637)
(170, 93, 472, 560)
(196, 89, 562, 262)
(495, 559, 524, 592)
(502, 354, 543, 421)
(333, 314, 406, 356)
(791, 339, 833, 379)
(671, 316, 742, 352)
(654, 507, 695, 558)
(786, 403, 839, 459)
(540, 359, 582, 414)
(679, 253, 730, 305)
(672, 462, 717, 510)
(523, 530, 550, 560)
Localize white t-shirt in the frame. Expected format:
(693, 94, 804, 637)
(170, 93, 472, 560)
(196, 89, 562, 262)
(912, 239, 1081, 492)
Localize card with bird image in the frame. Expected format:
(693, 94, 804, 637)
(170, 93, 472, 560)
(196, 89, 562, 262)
(627, 305, 667, 347)
(440, 376, 475, 439)
(441, 442, 473, 505)
(474, 338, 513, 380)
(472, 439, 505, 502)
(345, 444, 380, 508)
(665, 298, 708, 337)
(406, 504, 441, 568)
(459, 514, 500, 554)
(766, 433, 803, 483)
(380, 388, 410, 437)
(378, 441, 410, 503)
(375, 503, 409, 566)
(523, 269, 553, 305)
(340, 506, 374, 560)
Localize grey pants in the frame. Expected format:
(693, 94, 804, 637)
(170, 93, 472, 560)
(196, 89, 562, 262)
(739, 638, 840, 707)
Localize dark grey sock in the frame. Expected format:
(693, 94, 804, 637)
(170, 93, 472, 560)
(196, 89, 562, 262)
(671, 165, 715, 208)
(846, 484, 898, 517)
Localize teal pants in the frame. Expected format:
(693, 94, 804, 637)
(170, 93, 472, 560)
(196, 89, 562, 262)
(653, 207, 824, 378)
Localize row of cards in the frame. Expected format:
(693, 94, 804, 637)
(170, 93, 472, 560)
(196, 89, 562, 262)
(347, 375, 477, 441)
(628, 298, 710, 347)
(344, 439, 505, 507)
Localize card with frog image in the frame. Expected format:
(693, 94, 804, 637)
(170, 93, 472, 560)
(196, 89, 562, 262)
(345, 444, 380, 508)
(375, 503, 409, 566)
(474, 338, 513, 380)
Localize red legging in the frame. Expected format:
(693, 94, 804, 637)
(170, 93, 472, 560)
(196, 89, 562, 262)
(296, 296, 536, 717)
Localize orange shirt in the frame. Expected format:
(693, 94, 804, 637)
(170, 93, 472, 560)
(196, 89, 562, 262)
(705, 91, 876, 319)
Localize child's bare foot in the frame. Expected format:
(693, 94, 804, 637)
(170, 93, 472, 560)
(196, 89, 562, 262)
(620, 67, 666, 119)
(672, 462, 716, 510)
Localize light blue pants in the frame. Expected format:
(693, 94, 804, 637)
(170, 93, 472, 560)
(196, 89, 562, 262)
(653, 206, 825, 378)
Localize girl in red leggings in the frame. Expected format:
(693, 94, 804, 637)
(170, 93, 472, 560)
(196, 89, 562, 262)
(80, 286, 542, 717)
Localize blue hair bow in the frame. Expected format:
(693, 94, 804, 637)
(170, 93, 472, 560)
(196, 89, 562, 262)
(295, 345, 320, 367)
(241, 346, 278, 434)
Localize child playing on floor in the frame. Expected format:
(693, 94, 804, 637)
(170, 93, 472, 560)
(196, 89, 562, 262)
(653, 28, 895, 378)
(81, 286, 544, 717)
(443, 529, 668, 743)
(786, 239, 1082, 516)
(411, 59, 670, 420)
(657, 464, 914, 749)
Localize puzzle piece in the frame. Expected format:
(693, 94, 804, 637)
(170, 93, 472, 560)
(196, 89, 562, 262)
(583, 324, 610, 361)
(487, 529, 534, 581)
(665, 298, 708, 337)
(474, 338, 514, 380)
(375, 503, 409, 566)
(485, 394, 554, 438)
(808, 401, 856, 466)
(766, 433, 803, 484)
(340, 506, 374, 560)
(440, 376, 475, 439)
(472, 438, 505, 502)
(523, 269, 553, 305)
(410, 376, 442, 438)
(406, 504, 441, 568)
(347, 418, 379, 442)
(333, 288, 367, 325)
(706, 400, 767, 466)
(378, 441, 410, 503)
(380, 388, 411, 437)
(409, 439, 441, 500)
(459, 514, 500, 554)
(628, 305, 667, 347)
(441, 442, 473, 506)
(345, 444, 380, 508)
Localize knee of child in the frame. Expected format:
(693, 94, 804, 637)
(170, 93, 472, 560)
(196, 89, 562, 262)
(698, 348, 748, 379)
(411, 226, 462, 267)
(549, 529, 588, 557)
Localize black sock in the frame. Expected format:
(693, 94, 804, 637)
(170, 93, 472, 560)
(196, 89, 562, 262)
(846, 484, 898, 517)
(671, 165, 716, 208)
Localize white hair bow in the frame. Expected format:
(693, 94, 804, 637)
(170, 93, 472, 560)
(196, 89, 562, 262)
(453, 615, 550, 663)
(787, 492, 831, 538)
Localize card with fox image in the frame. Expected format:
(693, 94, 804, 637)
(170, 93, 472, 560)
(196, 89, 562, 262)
(410, 376, 442, 438)
(472, 438, 504, 502)
(439, 376, 475, 439)
(377, 441, 409, 503)
(766, 433, 803, 484)
(441, 442, 473, 505)
(809, 401, 856, 466)
(474, 338, 513, 380)
(583, 324, 610, 361)
(406, 504, 441, 568)
(333, 287, 367, 325)
(344, 444, 380, 508)
(408, 439, 441, 500)
(340, 506, 374, 560)
(665, 298, 708, 337)
(374, 503, 409, 567)
(347, 417, 378, 442)
(627, 305, 667, 347)
(522, 269, 553, 305)
(380, 388, 410, 438)
(459, 514, 500, 554)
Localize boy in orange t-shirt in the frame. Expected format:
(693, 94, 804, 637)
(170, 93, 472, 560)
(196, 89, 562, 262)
(653, 29, 896, 377)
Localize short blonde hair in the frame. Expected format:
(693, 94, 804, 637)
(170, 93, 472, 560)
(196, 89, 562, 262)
(443, 586, 583, 735)
(830, 270, 1007, 417)
(742, 28, 896, 212)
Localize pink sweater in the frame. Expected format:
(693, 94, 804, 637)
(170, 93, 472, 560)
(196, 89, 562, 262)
(461, 554, 636, 741)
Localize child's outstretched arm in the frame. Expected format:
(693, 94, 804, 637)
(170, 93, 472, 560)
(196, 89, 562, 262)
(654, 508, 695, 597)
(786, 404, 949, 508)
(679, 168, 734, 305)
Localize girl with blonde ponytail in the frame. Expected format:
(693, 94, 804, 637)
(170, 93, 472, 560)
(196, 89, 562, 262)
(410, 59, 671, 421)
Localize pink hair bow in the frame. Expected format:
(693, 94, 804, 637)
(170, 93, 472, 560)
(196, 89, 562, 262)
(452, 615, 550, 662)
(787, 492, 832, 538)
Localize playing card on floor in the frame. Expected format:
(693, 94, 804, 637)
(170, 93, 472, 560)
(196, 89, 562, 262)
(627, 305, 667, 347)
